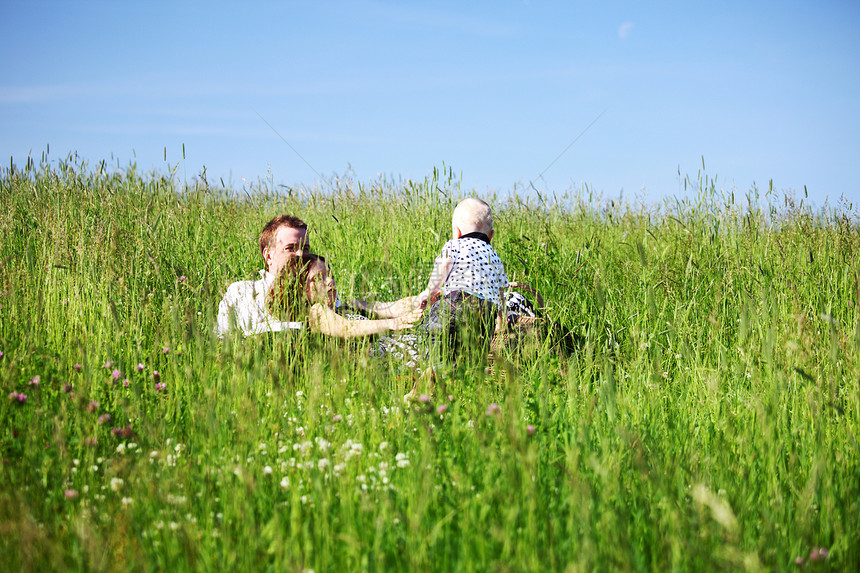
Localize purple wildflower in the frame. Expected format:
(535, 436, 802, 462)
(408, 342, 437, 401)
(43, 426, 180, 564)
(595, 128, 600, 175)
(8, 391, 24, 403)
(794, 556, 804, 565)
(155, 382, 166, 392)
(0, 351, 4, 358)
(28, 375, 40, 386)
(111, 369, 122, 381)
(62, 383, 73, 393)
(179, 275, 186, 282)
(111, 425, 134, 438)
(137, 363, 144, 372)
(84, 436, 98, 446)
(73, 363, 82, 372)
(64, 489, 79, 499)
(419, 394, 431, 404)
(486, 403, 501, 416)
(104, 361, 114, 369)
(97, 413, 112, 425)
(526, 424, 536, 436)
(152, 370, 160, 380)
(332, 414, 343, 422)
(436, 404, 448, 415)
(162, 347, 170, 355)
(86, 401, 99, 413)
(123, 379, 129, 388)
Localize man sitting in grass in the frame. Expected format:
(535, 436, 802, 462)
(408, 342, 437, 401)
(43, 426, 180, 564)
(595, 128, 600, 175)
(216, 214, 424, 337)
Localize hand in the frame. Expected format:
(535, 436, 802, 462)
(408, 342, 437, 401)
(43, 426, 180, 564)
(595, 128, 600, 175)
(412, 289, 429, 311)
(389, 307, 424, 331)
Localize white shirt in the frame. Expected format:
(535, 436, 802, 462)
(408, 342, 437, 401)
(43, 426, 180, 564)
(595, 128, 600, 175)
(428, 237, 508, 304)
(216, 270, 303, 337)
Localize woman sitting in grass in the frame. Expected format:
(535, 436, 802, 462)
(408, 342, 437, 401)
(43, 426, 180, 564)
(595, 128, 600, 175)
(267, 253, 423, 339)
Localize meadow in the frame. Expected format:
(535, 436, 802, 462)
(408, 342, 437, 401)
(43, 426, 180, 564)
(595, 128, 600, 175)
(0, 154, 857, 571)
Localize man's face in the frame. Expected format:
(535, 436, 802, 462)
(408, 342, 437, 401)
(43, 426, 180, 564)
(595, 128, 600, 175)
(265, 226, 309, 275)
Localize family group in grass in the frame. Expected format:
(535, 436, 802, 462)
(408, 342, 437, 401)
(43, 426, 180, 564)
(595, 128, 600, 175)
(216, 198, 536, 377)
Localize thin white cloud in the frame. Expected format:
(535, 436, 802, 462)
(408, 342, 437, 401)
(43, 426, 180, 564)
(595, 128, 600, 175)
(618, 22, 634, 39)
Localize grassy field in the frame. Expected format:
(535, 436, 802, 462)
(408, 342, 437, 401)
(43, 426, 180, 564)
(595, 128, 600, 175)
(1, 155, 857, 571)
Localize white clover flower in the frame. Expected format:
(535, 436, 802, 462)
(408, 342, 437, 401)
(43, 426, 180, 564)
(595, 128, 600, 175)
(116, 443, 126, 455)
(280, 476, 290, 489)
(378, 441, 389, 451)
(263, 466, 273, 476)
(121, 497, 133, 506)
(317, 458, 330, 471)
(166, 454, 176, 467)
(110, 477, 124, 491)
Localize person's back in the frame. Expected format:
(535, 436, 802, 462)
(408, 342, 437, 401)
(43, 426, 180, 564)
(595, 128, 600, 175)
(423, 198, 508, 362)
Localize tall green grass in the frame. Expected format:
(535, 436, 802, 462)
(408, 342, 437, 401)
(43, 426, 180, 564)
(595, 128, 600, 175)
(1, 155, 857, 571)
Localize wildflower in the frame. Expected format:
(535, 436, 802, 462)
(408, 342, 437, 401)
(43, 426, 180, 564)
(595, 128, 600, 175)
(123, 379, 129, 387)
(332, 414, 343, 422)
(263, 465, 273, 476)
(155, 382, 166, 392)
(111, 425, 134, 438)
(111, 369, 122, 381)
(121, 497, 133, 506)
(12, 392, 26, 403)
(64, 489, 79, 499)
(162, 347, 170, 355)
(104, 361, 114, 369)
(317, 458, 330, 471)
(436, 404, 448, 415)
(795, 557, 804, 565)
(419, 394, 431, 404)
(86, 401, 99, 413)
(116, 443, 126, 455)
(110, 477, 124, 491)
(28, 375, 40, 386)
(62, 383, 72, 393)
(73, 363, 82, 372)
(84, 437, 98, 446)
(448, 394, 454, 401)
(280, 476, 290, 489)
(137, 363, 144, 372)
(178, 275, 186, 282)
(152, 370, 160, 380)
(486, 403, 501, 416)
(526, 424, 536, 436)
(98, 414, 112, 425)
(379, 441, 389, 451)
(395, 453, 410, 468)
(0, 351, 3, 358)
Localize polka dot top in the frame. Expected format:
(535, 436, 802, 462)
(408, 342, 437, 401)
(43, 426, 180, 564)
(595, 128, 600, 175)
(432, 237, 508, 304)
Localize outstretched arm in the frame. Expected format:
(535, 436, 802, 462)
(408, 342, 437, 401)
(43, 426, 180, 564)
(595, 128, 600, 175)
(426, 255, 453, 301)
(308, 303, 423, 338)
(348, 291, 429, 318)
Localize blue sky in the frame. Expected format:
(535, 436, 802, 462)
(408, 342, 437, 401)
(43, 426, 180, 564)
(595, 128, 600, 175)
(2, 1, 858, 208)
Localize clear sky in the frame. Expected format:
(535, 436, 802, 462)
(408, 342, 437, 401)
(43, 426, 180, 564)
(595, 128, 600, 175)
(2, 1, 858, 208)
